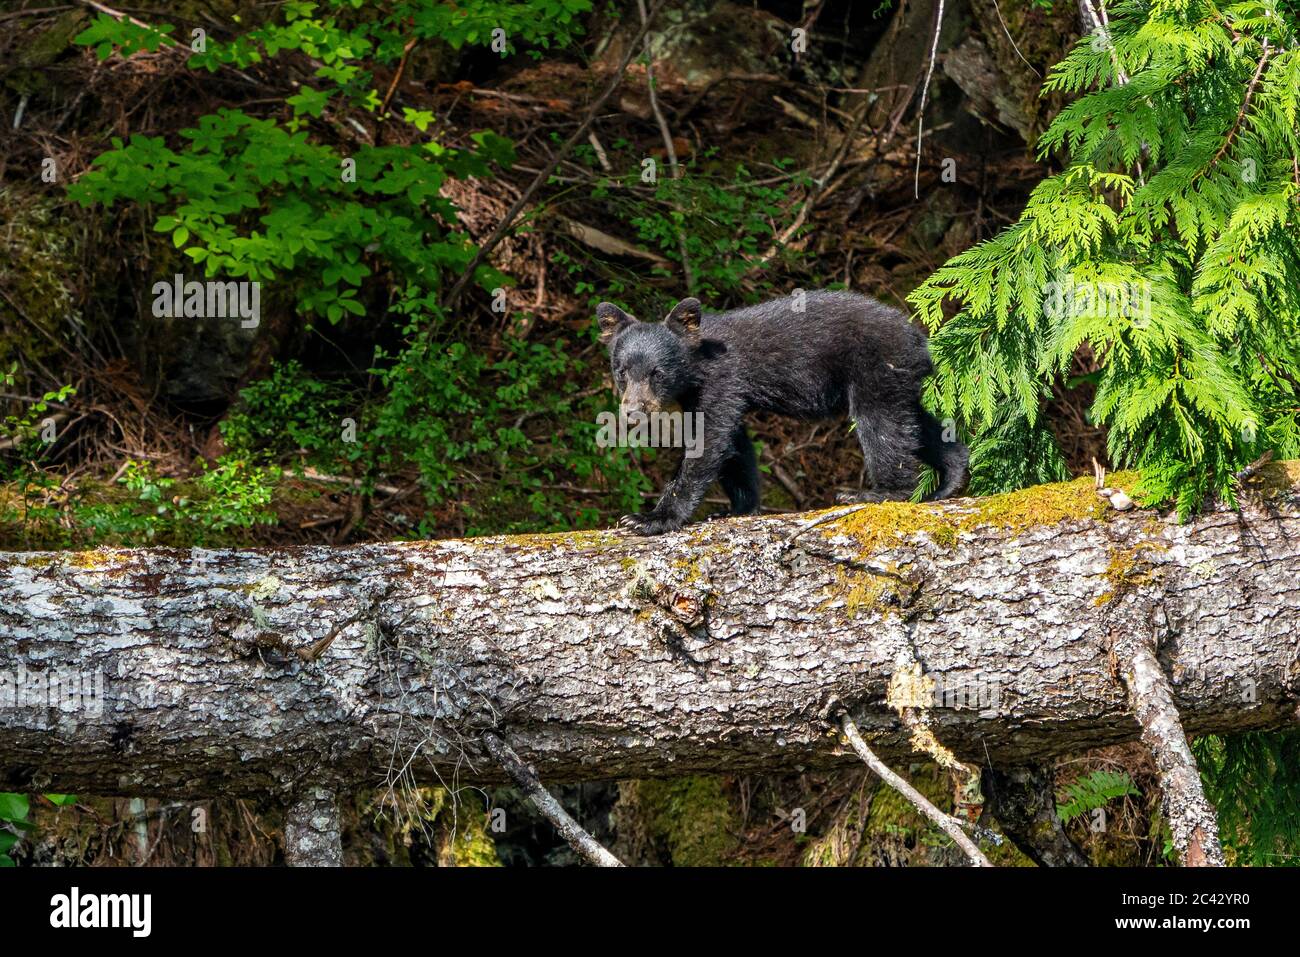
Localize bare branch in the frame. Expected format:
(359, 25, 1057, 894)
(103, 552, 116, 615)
(483, 732, 623, 867)
(839, 714, 992, 867)
(1111, 626, 1226, 867)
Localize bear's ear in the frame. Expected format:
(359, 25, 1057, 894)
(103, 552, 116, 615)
(664, 297, 702, 339)
(596, 302, 634, 346)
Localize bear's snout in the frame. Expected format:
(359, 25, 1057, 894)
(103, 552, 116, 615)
(620, 380, 662, 417)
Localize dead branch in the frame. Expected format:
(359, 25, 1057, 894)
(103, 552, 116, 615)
(839, 714, 992, 866)
(483, 732, 623, 867)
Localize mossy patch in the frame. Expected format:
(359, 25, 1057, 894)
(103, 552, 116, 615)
(823, 563, 916, 619)
(0, 188, 85, 369)
(820, 473, 1140, 559)
(487, 529, 621, 551)
(631, 776, 739, 866)
(1094, 541, 1168, 607)
(865, 762, 949, 839)
(363, 786, 501, 867)
(437, 813, 503, 867)
(69, 549, 121, 570)
(671, 547, 726, 585)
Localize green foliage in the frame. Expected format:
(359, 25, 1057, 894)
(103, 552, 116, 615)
(631, 160, 809, 299)
(221, 360, 352, 464)
(2, 457, 278, 549)
(97, 458, 279, 542)
(634, 776, 739, 866)
(1195, 730, 1300, 864)
(62, 1, 645, 538)
(74, 14, 174, 59)
(0, 793, 29, 867)
(1, 377, 275, 548)
(0, 793, 74, 866)
(68, 2, 589, 323)
(70, 109, 499, 324)
(1056, 770, 1139, 822)
(0, 376, 75, 457)
(371, 332, 650, 533)
(221, 344, 650, 536)
(911, 1, 1300, 516)
(967, 406, 1071, 494)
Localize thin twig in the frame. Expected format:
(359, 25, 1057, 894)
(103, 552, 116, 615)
(914, 0, 947, 199)
(636, 0, 694, 293)
(77, 0, 156, 32)
(839, 713, 992, 867)
(781, 501, 874, 547)
(586, 131, 612, 171)
(1258, 351, 1300, 395)
(990, 0, 1041, 77)
(752, 97, 871, 268)
(0, 6, 74, 22)
(483, 732, 623, 867)
(1209, 39, 1271, 170)
(297, 614, 356, 662)
(379, 36, 419, 122)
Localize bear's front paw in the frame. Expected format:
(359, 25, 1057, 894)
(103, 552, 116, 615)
(618, 512, 683, 535)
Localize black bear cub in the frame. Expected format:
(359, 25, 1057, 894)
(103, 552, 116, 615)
(598, 290, 968, 535)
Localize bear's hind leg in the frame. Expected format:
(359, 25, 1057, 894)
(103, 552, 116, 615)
(917, 407, 969, 499)
(838, 385, 924, 503)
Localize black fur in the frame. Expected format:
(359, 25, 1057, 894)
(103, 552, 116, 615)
(598, 290, 968, 535)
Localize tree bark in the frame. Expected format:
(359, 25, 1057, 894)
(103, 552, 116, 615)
(283, 787, 343, 867)
(2, 467, 1299, 800)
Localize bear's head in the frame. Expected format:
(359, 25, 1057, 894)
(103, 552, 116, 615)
(596, 298, 703, 417)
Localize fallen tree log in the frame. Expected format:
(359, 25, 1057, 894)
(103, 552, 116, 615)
(2, 466, 1298, 800)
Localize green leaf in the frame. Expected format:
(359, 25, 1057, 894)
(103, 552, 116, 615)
(0, 793, 29, 823)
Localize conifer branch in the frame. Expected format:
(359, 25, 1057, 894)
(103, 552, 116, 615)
(1209, 40, 1272, 171)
